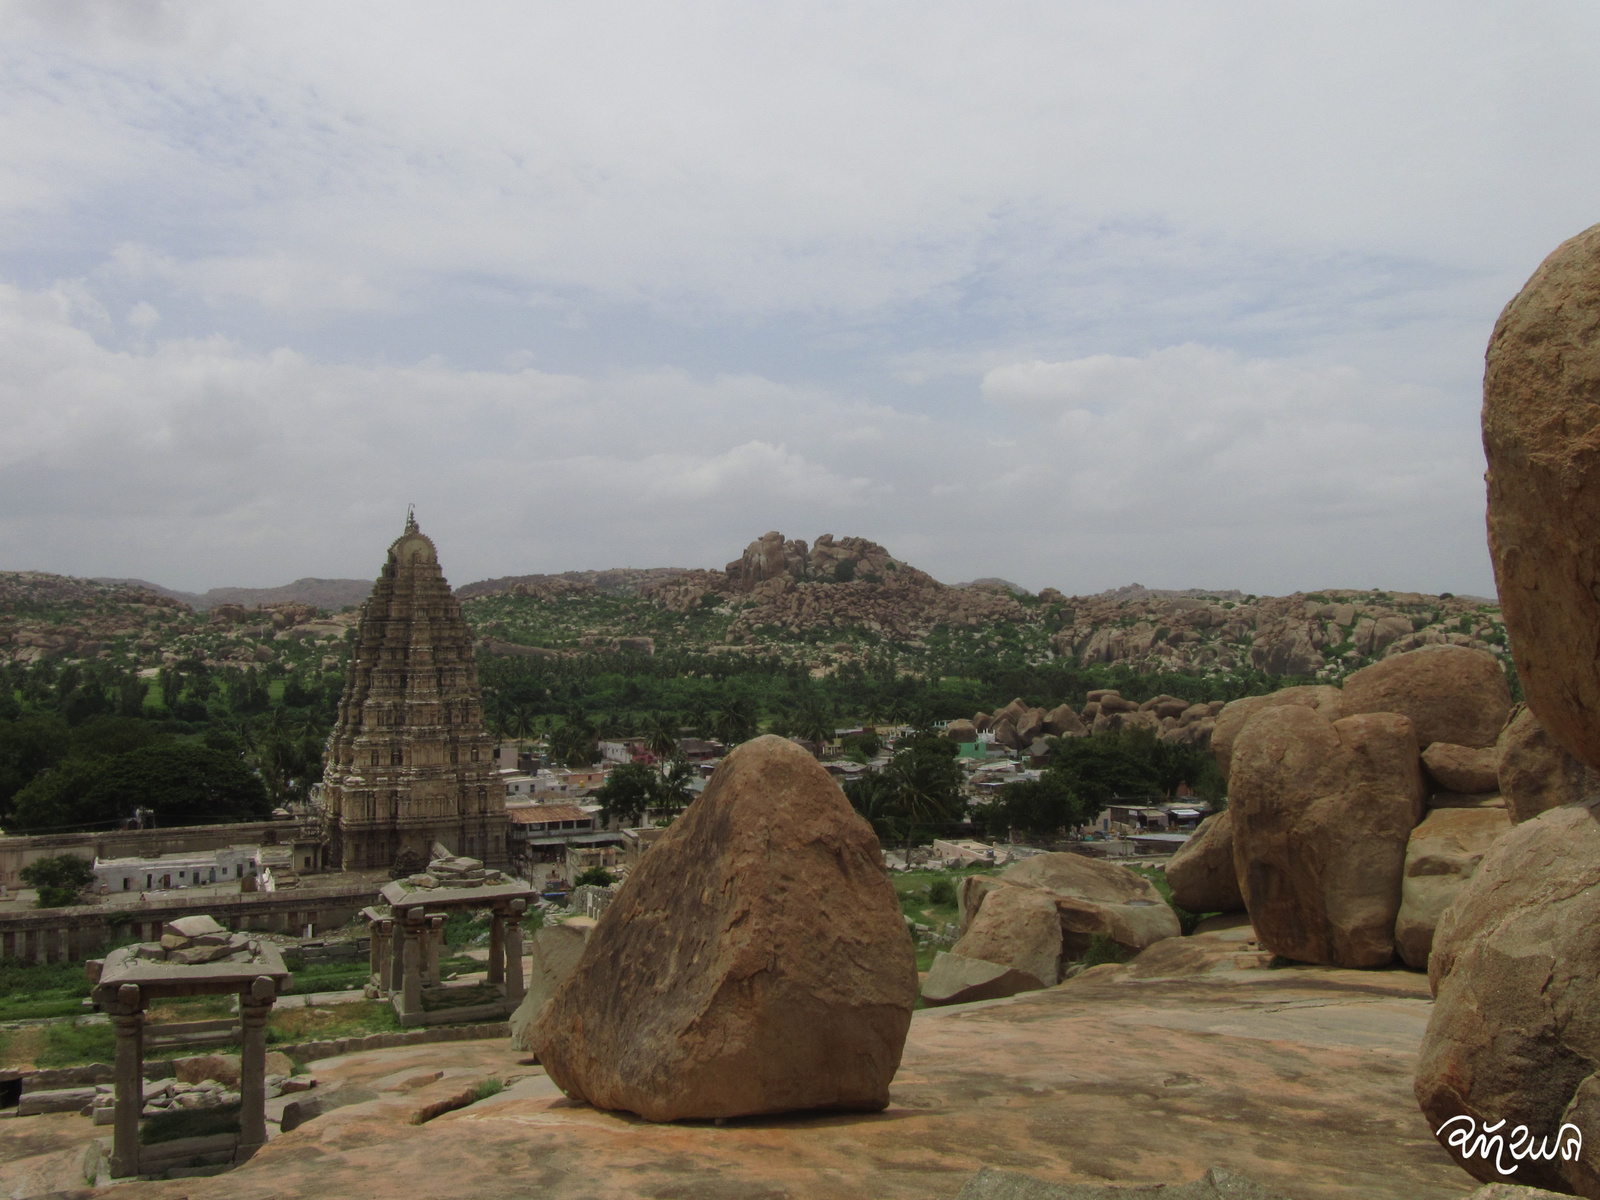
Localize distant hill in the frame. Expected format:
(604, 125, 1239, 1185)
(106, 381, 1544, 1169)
(95, 577, 373, 612)
(456, 567, 687, 600)
(953, 577, 1030, 595)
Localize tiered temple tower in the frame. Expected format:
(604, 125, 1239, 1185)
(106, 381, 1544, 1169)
(320, 514, 507, 870)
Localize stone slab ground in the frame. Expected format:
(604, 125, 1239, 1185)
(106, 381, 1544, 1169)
(0, 924, 1477, 1199)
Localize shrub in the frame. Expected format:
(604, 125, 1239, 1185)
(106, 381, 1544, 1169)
(19, 854, 94, 908)
(574, 866, 615, 888)
(928, 877, 957, 907)
(1079, 934, 1133, 968)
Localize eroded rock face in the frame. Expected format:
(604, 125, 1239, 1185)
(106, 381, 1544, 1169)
(1496, 704, 1600, 824)
(1415, 801, 1600, 1193)
(530, 735, 917, 1122)
(508, 919, 593, 1052)
(983, 852, 1179, 960)
(1341, 646, 1511, 750)
(918, 951, 1047, 1007)
(1392, 807, 1510, 971)
(1230, 707, 1425, 968)
(1165, 812, 1245, 915)
(1485, 224, 1600, 774)
(1211, 685, 1345, 779)
(948, 884, 1062, 988)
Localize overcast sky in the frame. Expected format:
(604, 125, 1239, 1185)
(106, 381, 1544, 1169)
(2, 2, 1597, 596)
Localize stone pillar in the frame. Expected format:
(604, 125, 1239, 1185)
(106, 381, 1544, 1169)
(487, 913, 505, 986)
(426, 915, 443, 985)
(368, 918, 382, 977)
(376, 920, 394, 995)
(389, 917, 405, 996)
(109, 984, 144, 1179)
(402, 910, 423, 1014)
(237, 976, 276, 1162)
(505, 900, 526, 1006)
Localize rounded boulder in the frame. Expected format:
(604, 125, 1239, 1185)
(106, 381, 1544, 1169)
(530, 735, 917, 1121)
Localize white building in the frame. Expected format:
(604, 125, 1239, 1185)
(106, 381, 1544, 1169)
(93, 845, 262, 895)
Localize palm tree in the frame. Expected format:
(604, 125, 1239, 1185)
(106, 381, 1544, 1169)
(645, 711, 679, 761)
(713, 697, 758, 746)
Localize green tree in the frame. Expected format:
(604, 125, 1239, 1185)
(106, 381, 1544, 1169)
(10, 743, 271, 832)
(593, 762, 657, 828)
(20, 854, 95, 908)
(713, 697, 758, 745)
(988, 773, 1093, 841)
(644, 711, 679, 761)
(574, 866, 616, 888)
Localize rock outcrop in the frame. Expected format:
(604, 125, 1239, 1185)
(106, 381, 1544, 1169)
(1484, 222, 1600, 774)
(1164, 811, 1245, 915)
(508, 918, 594, 1051)
(1229, 707, 1426, 967)
(971, 852, 1180, 961)
(530, 735, 917, 1121)
(947, 885, 1062, 989)
(1392, 807, 1510, 971)
(1210, 685, 1344, 778)
(1415, 801, 1600, 1193)
(1495, 704, 1600, 824)
(1420, 742, 1499, 795)
(1340, 645, 1512, 750)
(918, 951, 1049, 1007)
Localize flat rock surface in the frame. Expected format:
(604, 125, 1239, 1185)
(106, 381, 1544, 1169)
(76, 951, 1474, 1200)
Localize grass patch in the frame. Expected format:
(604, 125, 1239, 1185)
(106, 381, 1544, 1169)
(0, 957, 93, 1022)
(32, 1020, 116, 1068)
(281, 961, 370, 996)
(470, 1077, 504, 1103)
(146, 995, 238, 1023)
(141, 1101, 240, 1145)
(266, 999, 401, 1044)
(1126, 864, 1212, 936)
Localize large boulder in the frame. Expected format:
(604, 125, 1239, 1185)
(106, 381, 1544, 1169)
(1421, 742, 1499, 795)
(943, 719, 978, 743)
(1229, 707, 1426, 967)
(956, 874, 1004, 938)
(1042, 704, 1085, 737)
(530, 735, 917, 1121)
(1164, 812, 1245, 915)
(1496, 704, 1600, 824)
(1392, 807, 1511, 971)
(1015, 708, 1047, 743)
(978, 853, 1179, 959)
(991, 719, 1022, 749)
(948, 884, 1062, 988)
(919, 951, 1046, 1007)
(1484, 223, 1600, 773)
(508, 918, 594, 1052)
(1415, 800, 1600, 1193)
(1341, 645, 1512, 750)
(1211, 685, 1344, 778)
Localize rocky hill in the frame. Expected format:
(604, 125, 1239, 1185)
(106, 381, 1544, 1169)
(97, 577, 373, 612)
(462, 531, 1507, 683)
(0, 532, 1508, 685)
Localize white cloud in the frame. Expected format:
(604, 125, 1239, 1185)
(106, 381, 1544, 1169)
(0, 282, 1491, 595)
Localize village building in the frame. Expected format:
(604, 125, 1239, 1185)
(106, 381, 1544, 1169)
(92, 846, 262, 894)
(317, 513, 509, 870)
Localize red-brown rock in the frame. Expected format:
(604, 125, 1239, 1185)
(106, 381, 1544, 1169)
(1484, 223, 1600, 773)
(1415, 800, 1600, 1193)
(530, 735, 916, 1121)
(1420, 742, 1499, 795)
(1211, 685, 1344, 778)
(1230, 707, 1426, 968)
(1392, 807, 1510, 971)
(1341, 646, 1511, 750)
(1495, 703, 1600, 824)
(1164, 812, 1245, 915)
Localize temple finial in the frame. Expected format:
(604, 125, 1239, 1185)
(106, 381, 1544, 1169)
(405, 504, 417, 534)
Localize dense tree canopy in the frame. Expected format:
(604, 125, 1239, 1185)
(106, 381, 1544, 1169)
(11, 743, 271, 832)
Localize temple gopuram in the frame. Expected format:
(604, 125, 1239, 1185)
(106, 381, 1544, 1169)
(319, 513, 508, 870)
